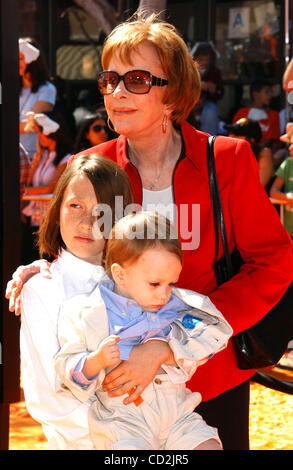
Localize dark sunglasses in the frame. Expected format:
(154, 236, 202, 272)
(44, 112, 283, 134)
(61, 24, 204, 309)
(92, 124, 108, 132)
(97, 69, 168, 95)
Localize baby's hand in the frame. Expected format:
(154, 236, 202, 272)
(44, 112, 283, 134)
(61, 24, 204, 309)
(97, 335, 121, 368)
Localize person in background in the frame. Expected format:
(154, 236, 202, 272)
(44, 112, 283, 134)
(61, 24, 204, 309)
(19, 143, 30, 199)
(19, 142, 33, 270)
(233, 79, 280, 146)
(51, 75, 76, 141)
(276, 56, 293, 169)
(190, 42, 224, 135)
(283, 57, 293, 93)
(224, 118, 274, 191)
(270, 122, 293, 238)
(73, 89, 100, 128)
(21, 111, 73, 263)
(74, 111, 116, 154)
(19, 38, 56, 161)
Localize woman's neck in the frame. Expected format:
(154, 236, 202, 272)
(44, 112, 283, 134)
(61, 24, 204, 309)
(127, 125, 181, 169)
(127, 125, 182, 191)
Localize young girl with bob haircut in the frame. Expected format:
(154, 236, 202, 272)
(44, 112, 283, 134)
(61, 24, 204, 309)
(19, 154, 134, 449)
(38, 153, 133, 259)
(54, 211, 233, 450)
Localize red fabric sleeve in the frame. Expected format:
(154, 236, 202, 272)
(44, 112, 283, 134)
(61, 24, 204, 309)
(209, 138, 293, 335)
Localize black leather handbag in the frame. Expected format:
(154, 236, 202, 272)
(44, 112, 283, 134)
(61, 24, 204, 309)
(207, 135, 293, 369)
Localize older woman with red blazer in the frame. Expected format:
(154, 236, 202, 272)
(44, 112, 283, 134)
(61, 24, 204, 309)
(72, 13, 293, 450)
(8, 12, 292, 450)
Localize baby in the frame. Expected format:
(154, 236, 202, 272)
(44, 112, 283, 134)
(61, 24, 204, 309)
(54, 211, 233, 450)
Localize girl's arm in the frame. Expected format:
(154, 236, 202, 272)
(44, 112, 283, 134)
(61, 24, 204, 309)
(270, 176, 293, 204)
(20, 279, 94, 449)
(258, 147, 273, 188)
(283, 57, 293, 91)
(31, 100, 53, 114)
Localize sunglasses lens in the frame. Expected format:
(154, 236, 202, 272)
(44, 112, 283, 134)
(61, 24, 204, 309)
(98, 71, 118, 95)
(97, 70, 152, 95)
(125, 71, 151, 94)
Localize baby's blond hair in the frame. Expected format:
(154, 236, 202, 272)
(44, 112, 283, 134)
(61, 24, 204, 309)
(105, 211, 182, 274)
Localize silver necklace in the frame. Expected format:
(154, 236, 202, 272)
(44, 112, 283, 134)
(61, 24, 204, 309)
(128, 135, 183, 191)
(128, 148, 163, 190)
(148, 171, 162, 190)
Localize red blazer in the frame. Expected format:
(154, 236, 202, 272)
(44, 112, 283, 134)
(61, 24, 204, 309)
(74, 121, 293, 401)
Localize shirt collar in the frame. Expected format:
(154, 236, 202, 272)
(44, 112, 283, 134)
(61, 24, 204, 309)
(99, 279, 187, 317)
(57, 249, 106, 289)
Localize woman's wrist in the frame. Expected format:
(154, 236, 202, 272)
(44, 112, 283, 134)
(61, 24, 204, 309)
(141, 340, 176, 366)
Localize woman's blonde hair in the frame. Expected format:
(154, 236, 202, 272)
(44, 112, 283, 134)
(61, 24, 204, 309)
(38, 154, 133, 259)
(105, 211, 183, 274)
(102, 12, 201, 125)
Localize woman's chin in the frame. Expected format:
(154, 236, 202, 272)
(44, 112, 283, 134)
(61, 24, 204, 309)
(112, 122, 132, 135)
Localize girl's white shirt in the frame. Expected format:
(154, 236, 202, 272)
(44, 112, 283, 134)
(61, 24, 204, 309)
(20, 249, 105, 450)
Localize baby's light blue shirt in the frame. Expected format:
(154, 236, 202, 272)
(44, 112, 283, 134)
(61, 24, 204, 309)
(72, 280, 188, 386)
(99, 280, 188, 360)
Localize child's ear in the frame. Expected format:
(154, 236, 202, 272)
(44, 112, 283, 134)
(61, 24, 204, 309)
(111, 263, 125, 285)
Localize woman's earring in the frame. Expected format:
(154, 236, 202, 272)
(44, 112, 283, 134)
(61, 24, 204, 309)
(107, 118, 115, 132)
(162, 114, 167, 134)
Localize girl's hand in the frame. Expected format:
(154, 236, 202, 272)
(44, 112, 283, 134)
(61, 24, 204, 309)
(5, 259, 52, 315)
(102, 340, 173, 405)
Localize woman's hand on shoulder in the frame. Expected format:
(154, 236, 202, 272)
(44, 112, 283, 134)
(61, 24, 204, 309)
(5, 259, 52, 315)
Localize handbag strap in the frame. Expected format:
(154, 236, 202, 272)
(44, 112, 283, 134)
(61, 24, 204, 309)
(207, 135, 233, 279)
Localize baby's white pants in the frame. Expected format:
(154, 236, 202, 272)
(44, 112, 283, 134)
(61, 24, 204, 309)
(88, 373, 221, 450)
